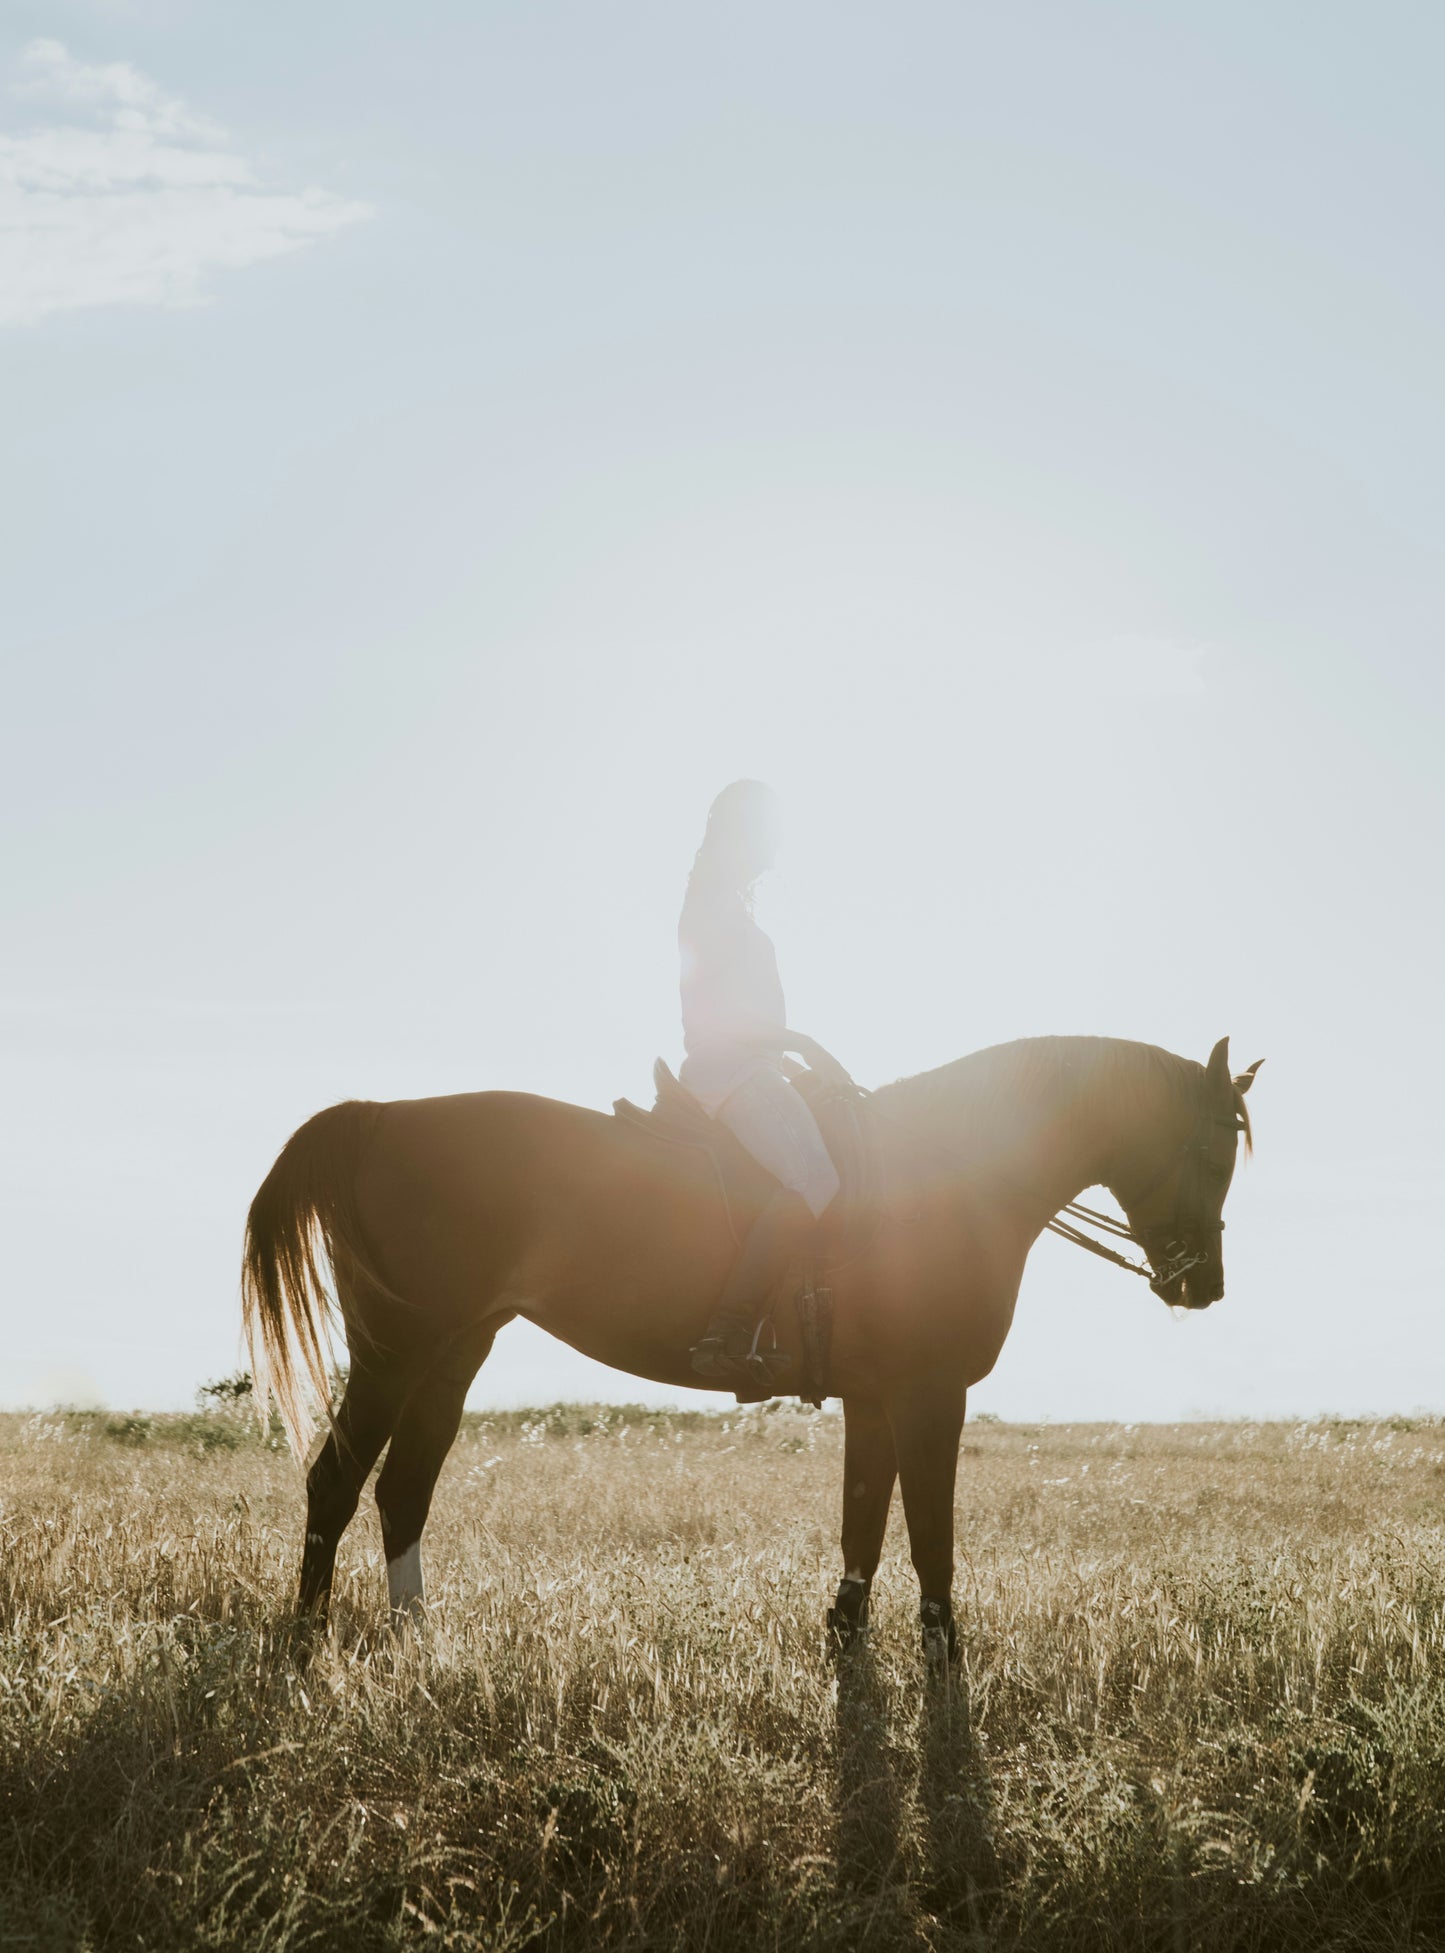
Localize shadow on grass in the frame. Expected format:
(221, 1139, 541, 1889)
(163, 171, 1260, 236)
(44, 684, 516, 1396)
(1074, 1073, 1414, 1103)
(831, 1647, 1002, 1951)
(832, 1642, 915, 1946)
(915, 1669, 1001, 1944)
(0, 1625, 401, 1953)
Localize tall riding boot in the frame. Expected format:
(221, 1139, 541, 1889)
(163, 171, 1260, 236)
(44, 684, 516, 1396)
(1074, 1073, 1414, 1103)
(690, 1189, 815, 1382)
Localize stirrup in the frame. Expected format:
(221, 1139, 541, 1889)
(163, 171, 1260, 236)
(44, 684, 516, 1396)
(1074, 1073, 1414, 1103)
(689, 1319, 793, 1386)
(742, 1315, 793, 1387)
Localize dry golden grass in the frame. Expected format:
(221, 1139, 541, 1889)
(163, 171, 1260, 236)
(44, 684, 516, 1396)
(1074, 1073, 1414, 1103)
(5, 1402, 1445, 1950)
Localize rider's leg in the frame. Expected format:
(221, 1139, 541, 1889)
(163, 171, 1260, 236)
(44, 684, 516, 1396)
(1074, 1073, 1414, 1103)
(690, 1069, 840, 1376)
(690, 1186, 815, 1372)
(715, 1066, 843, 1220)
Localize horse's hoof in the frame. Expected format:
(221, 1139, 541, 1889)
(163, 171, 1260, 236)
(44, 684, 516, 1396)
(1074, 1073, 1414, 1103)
(923, 1635, 963, 1693)
(920, 1596, 961, 1674)
(285, 1625, 321, 1670)
(827, 1609, 869, 1657)
(828, 1577, 871, 1656)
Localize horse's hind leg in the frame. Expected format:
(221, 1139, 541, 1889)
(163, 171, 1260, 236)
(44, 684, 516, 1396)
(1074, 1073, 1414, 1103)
(375, 1317, 508, 1621)
(299, 1358, 408, 1621)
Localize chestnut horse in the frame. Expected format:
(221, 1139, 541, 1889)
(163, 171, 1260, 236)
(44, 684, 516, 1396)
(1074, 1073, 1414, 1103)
(242, 1033, 1260, 1658)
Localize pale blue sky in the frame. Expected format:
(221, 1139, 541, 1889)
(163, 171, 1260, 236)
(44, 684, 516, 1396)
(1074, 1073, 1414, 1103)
(3, 2, 1441, 1418)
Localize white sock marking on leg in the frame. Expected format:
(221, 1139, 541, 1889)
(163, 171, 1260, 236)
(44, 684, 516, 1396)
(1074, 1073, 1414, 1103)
(386, 1541, 424, 1618)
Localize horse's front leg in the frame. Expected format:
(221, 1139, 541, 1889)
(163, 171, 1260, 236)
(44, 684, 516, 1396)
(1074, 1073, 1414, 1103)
(887, 1372, 967, 1669)
(828, 1395, 898, 1651)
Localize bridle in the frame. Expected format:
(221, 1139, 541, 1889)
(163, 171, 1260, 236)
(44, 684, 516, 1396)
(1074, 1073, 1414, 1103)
(1046, 1103, 1245, 1298)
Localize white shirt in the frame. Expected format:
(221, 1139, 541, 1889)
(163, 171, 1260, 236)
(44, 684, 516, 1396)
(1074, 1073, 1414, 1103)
(677, 865, 787, 1114)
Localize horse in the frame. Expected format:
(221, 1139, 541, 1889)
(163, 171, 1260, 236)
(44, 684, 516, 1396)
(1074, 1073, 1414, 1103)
(241, 1033, 1261, 1661)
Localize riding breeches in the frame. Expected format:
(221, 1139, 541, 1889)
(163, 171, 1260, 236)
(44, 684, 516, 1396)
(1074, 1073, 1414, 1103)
(714, 1066, 841, 1219)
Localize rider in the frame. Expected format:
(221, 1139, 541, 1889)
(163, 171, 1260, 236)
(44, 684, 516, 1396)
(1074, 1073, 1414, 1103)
(681, 780, 844, 1382)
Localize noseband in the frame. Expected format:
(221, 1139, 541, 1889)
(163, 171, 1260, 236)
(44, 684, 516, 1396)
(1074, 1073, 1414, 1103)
(1046, 1104, 1244, 1297)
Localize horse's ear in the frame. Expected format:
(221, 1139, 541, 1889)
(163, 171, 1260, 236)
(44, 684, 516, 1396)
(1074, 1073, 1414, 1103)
(1205, 1036, 1232, 1098)
(1234, 1058, 1264, 1096)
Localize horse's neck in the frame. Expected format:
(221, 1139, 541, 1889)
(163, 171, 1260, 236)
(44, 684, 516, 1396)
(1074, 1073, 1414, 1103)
(892, 1037, 1190, 1227)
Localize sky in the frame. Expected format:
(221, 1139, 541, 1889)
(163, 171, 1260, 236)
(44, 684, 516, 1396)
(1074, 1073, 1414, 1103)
(3, 1, 1442, 1422)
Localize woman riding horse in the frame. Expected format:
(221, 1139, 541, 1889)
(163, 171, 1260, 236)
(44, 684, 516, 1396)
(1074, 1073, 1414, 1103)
(681, 781, 848, 1383)
(242, 798, 1261, 1652)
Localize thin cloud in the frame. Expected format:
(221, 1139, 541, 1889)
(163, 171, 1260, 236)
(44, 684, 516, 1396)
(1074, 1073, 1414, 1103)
(0, 39, 370, 325)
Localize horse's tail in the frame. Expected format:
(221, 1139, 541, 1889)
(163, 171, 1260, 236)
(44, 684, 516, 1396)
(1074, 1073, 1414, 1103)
(241, 1099, 383, 1460)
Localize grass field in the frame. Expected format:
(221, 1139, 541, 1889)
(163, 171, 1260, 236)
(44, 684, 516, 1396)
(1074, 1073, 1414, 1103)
(5, 1400, 1445, 1951)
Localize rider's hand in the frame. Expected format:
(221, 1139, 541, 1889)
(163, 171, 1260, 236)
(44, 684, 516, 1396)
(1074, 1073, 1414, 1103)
(785, 1032, 855, 1092)
(814, 1054, 856, 1091)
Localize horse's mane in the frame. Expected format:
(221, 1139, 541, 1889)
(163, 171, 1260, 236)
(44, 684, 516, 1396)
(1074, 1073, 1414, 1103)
(877, 1034, 1252, 1151)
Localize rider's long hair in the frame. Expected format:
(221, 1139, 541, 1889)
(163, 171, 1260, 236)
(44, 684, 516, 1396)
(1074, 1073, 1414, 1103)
(687, 779, 778, 913)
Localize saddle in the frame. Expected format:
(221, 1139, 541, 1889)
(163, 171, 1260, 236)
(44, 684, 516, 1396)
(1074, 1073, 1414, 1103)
(614, 1060, 880, 1256)
(612, 1060, 882, 1405)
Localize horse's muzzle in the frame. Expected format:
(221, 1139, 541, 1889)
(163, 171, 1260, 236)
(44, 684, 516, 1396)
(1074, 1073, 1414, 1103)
(1159, 1270, 1223, 1310)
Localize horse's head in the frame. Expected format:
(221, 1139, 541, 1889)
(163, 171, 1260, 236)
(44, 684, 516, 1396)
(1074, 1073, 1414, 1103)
(1115, 1037, 1262, 1310)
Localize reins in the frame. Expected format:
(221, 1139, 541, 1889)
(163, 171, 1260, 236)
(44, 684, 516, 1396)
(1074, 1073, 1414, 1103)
(1044, 1201, 1154, 1281)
